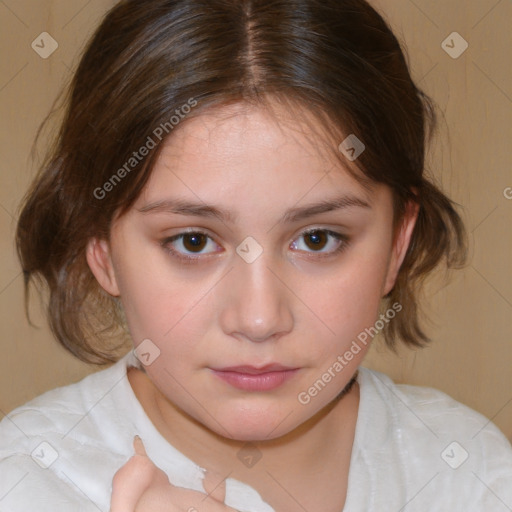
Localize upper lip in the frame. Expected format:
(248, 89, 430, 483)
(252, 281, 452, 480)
(212, 364, 297, 374)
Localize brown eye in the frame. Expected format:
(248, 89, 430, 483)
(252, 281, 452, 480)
(163, 231, 222, 262)
(182, 233, 208, 252)
(304, 230, 328, 251)
(290, 229, 347, 255)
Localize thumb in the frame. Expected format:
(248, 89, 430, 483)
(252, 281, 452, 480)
(202, 468, 227, 503)
(133, 435, 147, 456)
(134, 437, 228, 505)
(110, 436, 169, 512)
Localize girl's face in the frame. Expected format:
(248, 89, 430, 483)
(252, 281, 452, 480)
(88, 102, 416, 441)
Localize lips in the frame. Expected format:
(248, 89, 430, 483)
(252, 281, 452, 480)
(211, 364, 299, 391)
(215, 364, 296, 375)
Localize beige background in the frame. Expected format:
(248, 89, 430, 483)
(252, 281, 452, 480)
(0, 0, 511, 442)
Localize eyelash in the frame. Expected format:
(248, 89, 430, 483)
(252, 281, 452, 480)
(161, 228, 350, 264)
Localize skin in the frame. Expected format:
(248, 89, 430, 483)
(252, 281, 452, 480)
(110, 437, 237, 512)
(87, 101, 418, 511)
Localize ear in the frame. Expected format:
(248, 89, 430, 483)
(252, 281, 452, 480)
(86, 238, 120, 297)
(382, 199, 419, 296)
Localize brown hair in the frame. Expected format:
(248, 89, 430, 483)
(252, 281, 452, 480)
(16, 0, 466, 364)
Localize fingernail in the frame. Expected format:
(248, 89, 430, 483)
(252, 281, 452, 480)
(133, 435, 145, 455)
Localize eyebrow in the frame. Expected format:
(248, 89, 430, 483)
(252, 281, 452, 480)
(137, 194, 371, 223)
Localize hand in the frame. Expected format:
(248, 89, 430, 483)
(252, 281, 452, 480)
(110, 436, 240, 512)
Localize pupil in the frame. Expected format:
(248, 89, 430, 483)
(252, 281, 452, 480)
(306, 231, 327, 250)
(184, 233, 206, 252)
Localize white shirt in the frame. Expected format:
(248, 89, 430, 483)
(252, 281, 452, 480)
(0, 351, 511, 511)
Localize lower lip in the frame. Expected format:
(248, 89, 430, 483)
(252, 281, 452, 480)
(212, 369, 299, 391)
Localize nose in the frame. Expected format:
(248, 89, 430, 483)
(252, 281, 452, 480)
(219, 253, 294, 343)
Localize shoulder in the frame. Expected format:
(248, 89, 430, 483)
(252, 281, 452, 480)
(350, 367, 512, 510)
(1, 351, 133, 444)
(358, 367, 512, 450)
(0, 351, 140, 511)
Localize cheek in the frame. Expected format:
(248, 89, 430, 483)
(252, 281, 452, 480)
(325, 269, 382, 315)
(113, 249, 211, 345)
(118, 272, 210, 390)
(311, 250, 390, 353)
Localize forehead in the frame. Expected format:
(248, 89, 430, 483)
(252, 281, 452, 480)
(162, 101, 337, 167)
(141, 101, 371, 199)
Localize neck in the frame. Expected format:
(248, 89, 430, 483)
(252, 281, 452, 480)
(128, 367, 359, 510)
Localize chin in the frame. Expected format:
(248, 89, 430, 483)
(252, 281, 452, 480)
(216, 424, 294, 443)
(205, 404, 302, 443)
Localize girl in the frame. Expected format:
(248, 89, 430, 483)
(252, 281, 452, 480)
(1, 0, 511, 511)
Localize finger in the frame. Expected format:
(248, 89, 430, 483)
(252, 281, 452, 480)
(110, 437, 159, 512)
(202, 469, 227, 503)
(134, 435, 147, 456)
(111, 460, 151, 511)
